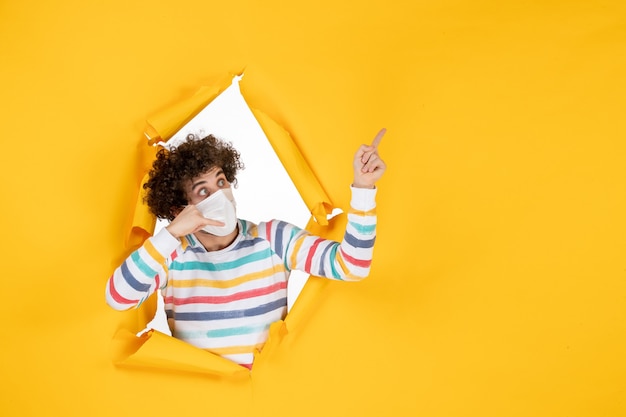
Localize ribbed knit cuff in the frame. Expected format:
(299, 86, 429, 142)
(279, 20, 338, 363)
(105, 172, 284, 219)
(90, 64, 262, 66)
(350, 185, 377, 211)
(150, 227, 182, 256)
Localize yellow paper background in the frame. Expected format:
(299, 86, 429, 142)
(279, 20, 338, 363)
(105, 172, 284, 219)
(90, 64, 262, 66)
(1, 1, 625, 416)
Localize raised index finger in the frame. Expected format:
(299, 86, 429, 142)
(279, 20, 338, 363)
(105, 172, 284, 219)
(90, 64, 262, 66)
(371, 128, 387, 148)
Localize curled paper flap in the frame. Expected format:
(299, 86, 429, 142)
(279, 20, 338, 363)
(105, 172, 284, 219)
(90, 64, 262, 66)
(126, 172, 156, 250)
(145, 73, 241, 144)
(112, 329, 249, 378)
(248, 107, 334, 225)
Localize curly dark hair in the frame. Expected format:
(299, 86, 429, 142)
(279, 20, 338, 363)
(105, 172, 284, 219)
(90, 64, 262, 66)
(143, 134, 244, 220)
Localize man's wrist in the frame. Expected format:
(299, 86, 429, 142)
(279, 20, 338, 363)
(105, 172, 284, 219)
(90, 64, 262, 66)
(165, 224, 182, 239)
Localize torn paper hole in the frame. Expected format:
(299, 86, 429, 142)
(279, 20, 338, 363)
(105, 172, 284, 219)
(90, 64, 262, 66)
(145, 76, 311, 335)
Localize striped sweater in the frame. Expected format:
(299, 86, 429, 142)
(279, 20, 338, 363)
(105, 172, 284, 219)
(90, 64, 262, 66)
(106, 186, 377, 369)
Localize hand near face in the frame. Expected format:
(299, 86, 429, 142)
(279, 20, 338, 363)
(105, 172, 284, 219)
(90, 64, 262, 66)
(165, 204, 224, 238)
(353, 128, 387, 189)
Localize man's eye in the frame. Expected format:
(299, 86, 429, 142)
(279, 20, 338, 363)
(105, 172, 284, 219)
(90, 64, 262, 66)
(198, 188, 208, 196)
(218, 179, 225, 187)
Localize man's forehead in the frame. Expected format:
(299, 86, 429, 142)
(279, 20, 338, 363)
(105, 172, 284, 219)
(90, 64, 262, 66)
(199, 166, 222, 177)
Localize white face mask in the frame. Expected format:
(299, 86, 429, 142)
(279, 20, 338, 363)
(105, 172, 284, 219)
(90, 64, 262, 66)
(194, 188, 238, 236)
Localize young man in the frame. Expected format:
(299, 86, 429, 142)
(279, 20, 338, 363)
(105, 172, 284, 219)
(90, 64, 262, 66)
(106, 131, 386, 369)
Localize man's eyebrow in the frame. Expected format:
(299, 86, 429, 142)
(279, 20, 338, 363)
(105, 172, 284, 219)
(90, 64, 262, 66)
(190, 169, 225, 191)
(191, 180, 207, 191)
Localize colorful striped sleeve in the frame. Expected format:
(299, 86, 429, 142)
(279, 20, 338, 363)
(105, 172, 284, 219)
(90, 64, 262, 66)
(263, 186, 377, 282)
(105, 228, 180, 310)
